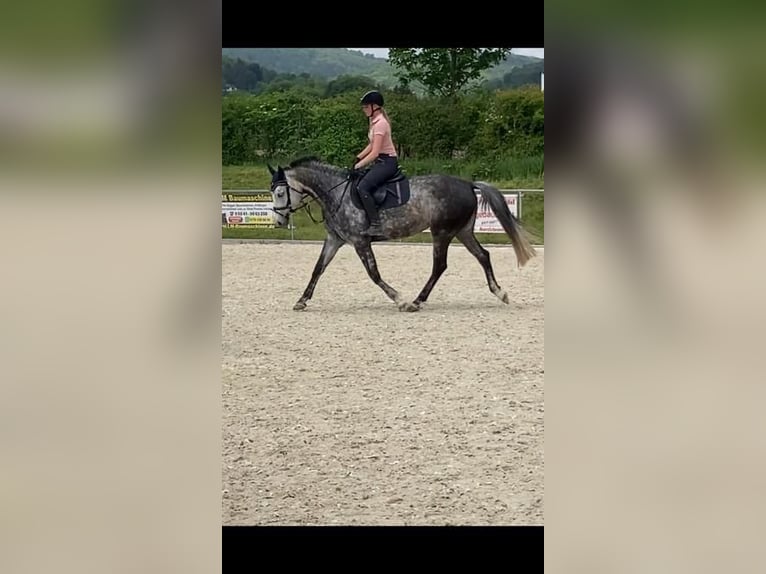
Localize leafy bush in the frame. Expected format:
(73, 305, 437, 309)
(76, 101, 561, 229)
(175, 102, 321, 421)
(222, 86, 544, 165)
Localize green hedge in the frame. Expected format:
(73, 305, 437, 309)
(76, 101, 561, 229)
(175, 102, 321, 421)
(222, 87, 544, 166)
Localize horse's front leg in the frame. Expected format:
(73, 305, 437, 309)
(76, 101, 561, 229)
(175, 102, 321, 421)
(293, 232, 345, 310)
(353, 241, 414, 311)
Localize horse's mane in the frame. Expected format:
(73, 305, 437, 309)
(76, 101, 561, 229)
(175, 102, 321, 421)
(286, 155, 347, 176)
(286, 155, 322, 169)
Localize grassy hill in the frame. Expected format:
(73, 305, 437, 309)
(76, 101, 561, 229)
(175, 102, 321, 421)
(222, 48, 542, 89)
(483, 53, 543, 82)
(221, 48, 398, 85)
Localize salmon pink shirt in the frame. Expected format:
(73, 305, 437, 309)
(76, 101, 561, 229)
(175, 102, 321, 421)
(368, 113, 397, 156)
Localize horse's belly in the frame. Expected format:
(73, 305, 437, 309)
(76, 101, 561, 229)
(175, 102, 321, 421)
(386, 201, 432, 236)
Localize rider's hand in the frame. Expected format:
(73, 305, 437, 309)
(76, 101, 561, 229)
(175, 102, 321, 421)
(350, 159, 364, 177)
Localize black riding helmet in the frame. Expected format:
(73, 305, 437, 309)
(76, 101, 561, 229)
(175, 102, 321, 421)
(360, 90, 384, 107)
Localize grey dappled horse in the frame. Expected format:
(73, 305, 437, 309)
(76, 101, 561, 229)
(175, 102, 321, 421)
(268, 156, 537, 312)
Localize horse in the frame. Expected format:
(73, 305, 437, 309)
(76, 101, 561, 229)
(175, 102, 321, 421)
(267, 156, 537, 312)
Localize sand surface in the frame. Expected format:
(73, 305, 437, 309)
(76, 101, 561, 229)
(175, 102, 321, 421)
(222, 241, 544, 525)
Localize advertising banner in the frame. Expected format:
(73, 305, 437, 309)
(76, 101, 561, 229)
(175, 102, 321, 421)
(222, 192, 274, 227)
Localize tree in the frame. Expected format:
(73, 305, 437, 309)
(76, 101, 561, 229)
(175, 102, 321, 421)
(222, 57, 264, 92)
(391, 79, 414, 96)
(388, 48, 511, 99)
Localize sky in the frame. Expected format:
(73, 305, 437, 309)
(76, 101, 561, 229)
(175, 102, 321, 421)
(348, 48, 544, 60)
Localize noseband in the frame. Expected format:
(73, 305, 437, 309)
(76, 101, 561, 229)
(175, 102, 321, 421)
(270, 178, 315, 218)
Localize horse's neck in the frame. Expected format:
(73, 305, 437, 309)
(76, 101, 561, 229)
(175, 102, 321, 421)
(296, 168, 346, 202)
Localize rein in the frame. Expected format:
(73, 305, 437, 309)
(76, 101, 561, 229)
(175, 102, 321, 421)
(271, 174, 354, 224)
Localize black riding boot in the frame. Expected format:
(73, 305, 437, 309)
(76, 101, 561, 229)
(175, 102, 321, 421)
(358, 188, 384, 236)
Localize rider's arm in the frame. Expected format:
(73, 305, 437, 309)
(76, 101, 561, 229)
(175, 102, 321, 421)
(356, 142, 372, 162)
(355, 134, 383, 169)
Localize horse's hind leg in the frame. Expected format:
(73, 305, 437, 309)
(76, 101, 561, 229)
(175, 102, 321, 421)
(353, 242, 410, 311)
(410, 232, 453, 311)
(456, 226, 509, 305)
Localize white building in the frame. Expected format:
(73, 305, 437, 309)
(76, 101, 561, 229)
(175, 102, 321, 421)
(541, 72, 544, 92)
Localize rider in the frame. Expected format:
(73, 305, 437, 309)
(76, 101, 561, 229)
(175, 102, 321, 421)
(353, 90, 399, 236)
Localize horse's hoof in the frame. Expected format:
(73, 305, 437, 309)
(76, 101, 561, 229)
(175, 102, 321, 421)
(293, 301, 307, 311)
(401, 302, 420, 312)
(498, 290, 510, 304)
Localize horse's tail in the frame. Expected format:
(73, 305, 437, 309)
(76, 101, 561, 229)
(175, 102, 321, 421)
(472, 181, 537, 267)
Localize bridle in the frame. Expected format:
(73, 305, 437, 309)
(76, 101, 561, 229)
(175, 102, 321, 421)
(269, 177, 316, 220)
(270, 172, 358, 224)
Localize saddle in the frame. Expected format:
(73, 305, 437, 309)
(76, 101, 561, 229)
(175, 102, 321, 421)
(351, 168, 411, 211)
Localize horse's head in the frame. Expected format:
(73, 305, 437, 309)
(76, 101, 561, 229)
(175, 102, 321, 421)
(267, 164, 303, 228)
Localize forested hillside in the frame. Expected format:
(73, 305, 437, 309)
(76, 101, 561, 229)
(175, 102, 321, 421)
(222, 48, 542, 91)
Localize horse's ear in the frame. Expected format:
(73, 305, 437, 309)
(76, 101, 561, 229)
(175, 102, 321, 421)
(267, 164, 275, 176)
